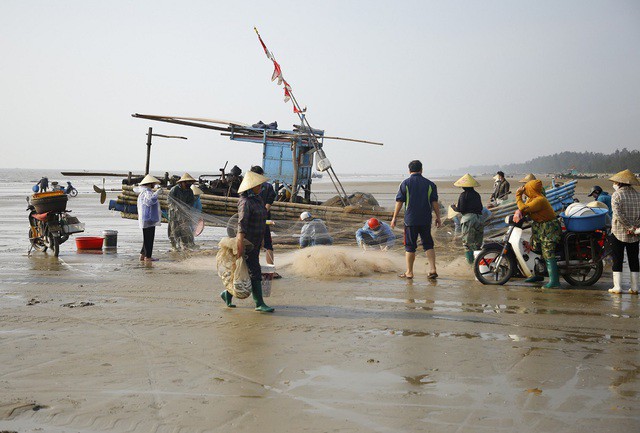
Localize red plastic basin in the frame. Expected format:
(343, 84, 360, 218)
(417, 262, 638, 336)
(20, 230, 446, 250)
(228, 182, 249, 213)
(75, 236, 104, 250)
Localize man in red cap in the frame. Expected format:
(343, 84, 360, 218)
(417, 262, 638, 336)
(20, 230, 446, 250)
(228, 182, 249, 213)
(356, 218, 396, 251)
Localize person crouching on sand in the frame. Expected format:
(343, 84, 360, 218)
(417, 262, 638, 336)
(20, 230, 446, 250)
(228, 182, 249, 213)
(220, 170, 274, 313)
(391, 160, 441, 280)
(136, 174, 162, 262)
(356, 218, 395, 251)
(299, 211, 333, 248)
(451, 174, 484, 264)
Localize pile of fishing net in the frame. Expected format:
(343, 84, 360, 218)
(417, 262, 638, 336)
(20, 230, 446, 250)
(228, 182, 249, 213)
(322, 192, 382, 210)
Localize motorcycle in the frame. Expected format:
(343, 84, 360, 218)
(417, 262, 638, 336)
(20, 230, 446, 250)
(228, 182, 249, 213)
(474, 214, 608, 286)
(51, 181, 78, 197)
(64, 181, 78, 197)
(27, 197, 84, 257)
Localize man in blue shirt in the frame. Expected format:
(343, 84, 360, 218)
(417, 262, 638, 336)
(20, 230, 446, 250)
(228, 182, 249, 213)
(588, 185, 612, 217)
(356, 218, 396, 251)
(391, 160, 441, 279)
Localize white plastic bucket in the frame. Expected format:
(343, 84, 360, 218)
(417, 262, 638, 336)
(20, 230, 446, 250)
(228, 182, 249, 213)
(261, 264, 275, 297)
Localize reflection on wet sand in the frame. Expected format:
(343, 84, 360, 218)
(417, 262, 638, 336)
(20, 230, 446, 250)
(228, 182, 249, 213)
(356, 296, 639, 319)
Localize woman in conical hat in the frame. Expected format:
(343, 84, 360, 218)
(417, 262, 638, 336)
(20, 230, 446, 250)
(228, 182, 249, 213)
(136, 174, 162, 262)
(453, 173, 480, 188)
(607, 169, 640, 294)
(452, 174, 483, 264)
(139, 174, 160, 186)
(519, 173, 537, 183)
(177, 172, 196, 184)
(220, 170, 275, 312)
(168, 173, 198, 251)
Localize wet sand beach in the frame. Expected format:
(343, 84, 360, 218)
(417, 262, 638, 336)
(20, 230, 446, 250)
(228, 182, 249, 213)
(1, 172, 638, 432)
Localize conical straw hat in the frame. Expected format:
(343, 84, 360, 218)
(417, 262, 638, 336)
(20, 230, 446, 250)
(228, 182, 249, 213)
(453, 173, 479, 188)
(519, 173, 537, 183)
(447, 205, 461, 220)
(139, 174, 160, 186)
(586, 201, 609, 210)
(191, 184, 203, 195)
(178, 172, 196, 183)
(238, 171, 269, 193)
(609, 169, 639, 186)
(492, 174, 500, 181)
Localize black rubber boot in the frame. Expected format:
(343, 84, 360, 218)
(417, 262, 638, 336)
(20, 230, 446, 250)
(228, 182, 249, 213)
(220, 290, 236, 308)
(251, 279, 274, 313)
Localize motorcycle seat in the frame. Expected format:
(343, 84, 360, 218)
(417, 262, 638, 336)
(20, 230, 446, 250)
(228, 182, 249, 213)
(33, 212, 51, 221)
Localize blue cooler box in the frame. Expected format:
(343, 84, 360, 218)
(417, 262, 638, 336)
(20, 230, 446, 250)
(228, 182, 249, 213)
(560, 208, 608, 232)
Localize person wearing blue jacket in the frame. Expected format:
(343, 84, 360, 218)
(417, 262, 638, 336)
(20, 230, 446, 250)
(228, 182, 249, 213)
(588, 186, 612, 217)
(356, 218, 396, 251)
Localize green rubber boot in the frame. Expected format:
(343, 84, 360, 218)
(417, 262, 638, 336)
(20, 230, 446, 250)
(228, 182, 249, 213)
(251, 280, 274, 313)
(220, 290, 236, 308)
(465, 251, 474, 265)
(543, 258, 561, 289)
(524, 274, 544, 283)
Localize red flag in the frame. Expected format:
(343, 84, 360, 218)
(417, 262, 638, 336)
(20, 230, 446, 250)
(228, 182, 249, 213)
(293, 105, 301, 114)
(255, 27, 272, 60)
(271, 60, 282, 82)
(282, 79, 291, 91)
(284, 87, 291, 103)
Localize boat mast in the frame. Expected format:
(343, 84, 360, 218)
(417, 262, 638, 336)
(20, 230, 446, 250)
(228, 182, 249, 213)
(254, 27, 350, 206)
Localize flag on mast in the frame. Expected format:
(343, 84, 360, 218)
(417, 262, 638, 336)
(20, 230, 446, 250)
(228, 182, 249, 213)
(254, 27, 303, 114)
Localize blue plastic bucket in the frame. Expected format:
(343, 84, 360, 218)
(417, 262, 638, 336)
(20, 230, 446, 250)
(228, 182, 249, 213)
(560, 208, 608, 232)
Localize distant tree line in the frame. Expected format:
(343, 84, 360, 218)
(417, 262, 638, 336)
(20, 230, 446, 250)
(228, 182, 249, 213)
(461, 148, 640, 174)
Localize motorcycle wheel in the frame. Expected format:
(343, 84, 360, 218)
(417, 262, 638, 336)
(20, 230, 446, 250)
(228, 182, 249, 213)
(28, 228, 47, 252)
(561, 262, 603, 286)
(69, 188, 78, 197)
(474, 247, 516, 285)
(47, 233, 60, 257)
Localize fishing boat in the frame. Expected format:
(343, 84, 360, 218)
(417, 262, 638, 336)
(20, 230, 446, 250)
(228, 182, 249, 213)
(108, 114, 391, 230)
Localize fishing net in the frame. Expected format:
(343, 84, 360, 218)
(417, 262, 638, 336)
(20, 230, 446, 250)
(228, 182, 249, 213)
(165, 194, 410, 251)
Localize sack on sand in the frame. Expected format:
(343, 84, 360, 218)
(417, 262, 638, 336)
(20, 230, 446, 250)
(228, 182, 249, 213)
(216, 236, 253, 299)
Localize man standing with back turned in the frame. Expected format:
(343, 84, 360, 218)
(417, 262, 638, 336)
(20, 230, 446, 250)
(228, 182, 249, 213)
(391, 160, 441, 279)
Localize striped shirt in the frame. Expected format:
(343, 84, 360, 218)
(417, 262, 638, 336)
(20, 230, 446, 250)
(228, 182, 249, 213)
(611, 186, 640, 243)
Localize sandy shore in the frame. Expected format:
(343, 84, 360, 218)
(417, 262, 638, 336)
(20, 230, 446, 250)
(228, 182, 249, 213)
(1, 175, 638, 432)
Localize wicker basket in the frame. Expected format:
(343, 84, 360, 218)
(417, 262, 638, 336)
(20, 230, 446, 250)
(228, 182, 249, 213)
(31, 192, 68, 213)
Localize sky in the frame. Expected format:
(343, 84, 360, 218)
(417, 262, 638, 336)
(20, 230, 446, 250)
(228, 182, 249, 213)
(1, 0, 639, 175)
